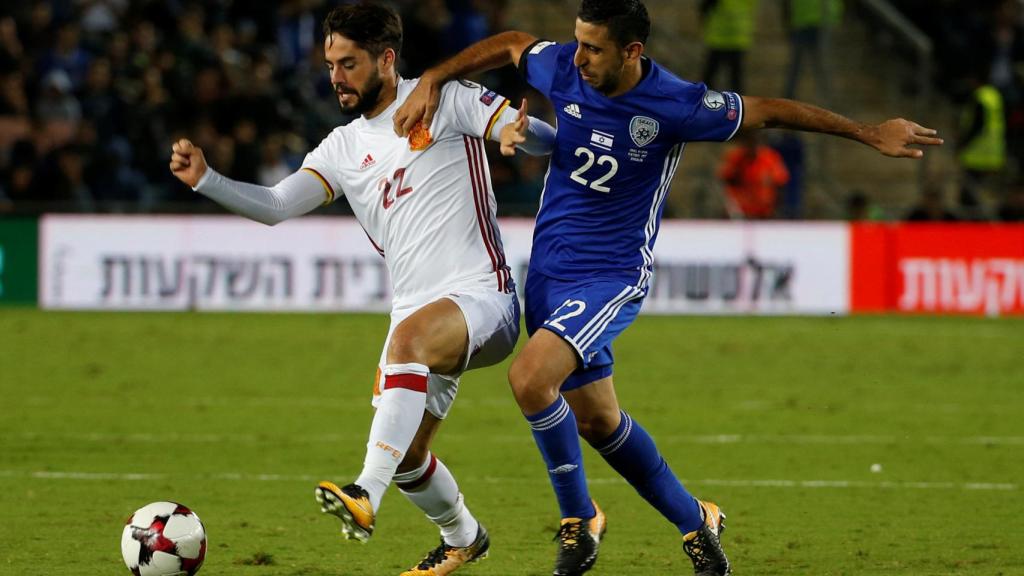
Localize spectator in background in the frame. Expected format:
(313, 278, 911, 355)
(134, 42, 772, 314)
(905, 183, 958, 222)
(846, 189, 870, 221)
(126, 66, 174, 198)
(210, 22, 247, 87)
(845, 188, 884, 221)
(718, 131, 789, 219)
(78, 0, 128, 38)
(36, 21, 92, 91)
(24, 142, 95, 211)
(400, 0, 451, 77)
(230, 119, 261, 184)
(998, 179, 1024, 221)
(783, 0, 842, 102)
(276, 0, 320, 73)
(257, 133, 293, 187)
(445, 0, 492, 54)
(981, 0, 1024, 107)
(979, 1, 1024, 177)
(0, 14, 25, 64)
(78, 56, 120, 140)
(20, 5, 57, 62)
(175, 5, 215, 71)
(958, 66, 1007, 217)
(0, 67, 32, 148)
(36, 68, 82, 154)
(768, 133, 805, 218)
(700, 0, 757, 93)
(1, 140, 37, 208)
(37, 69, 81, 124)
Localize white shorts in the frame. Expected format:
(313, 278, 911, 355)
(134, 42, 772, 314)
(371, 285, 520, 419)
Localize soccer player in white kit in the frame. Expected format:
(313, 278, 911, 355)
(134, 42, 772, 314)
(168, 5, 555, 575)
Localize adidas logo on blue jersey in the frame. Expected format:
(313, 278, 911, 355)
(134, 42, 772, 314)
(563, 103, 582, 119)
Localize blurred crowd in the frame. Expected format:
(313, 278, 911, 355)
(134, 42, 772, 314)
(702, 0, 1024, 222)
(899, 0, 1024, 222)
(0, 0, 545, 215)
(3, 0, 1024, 221)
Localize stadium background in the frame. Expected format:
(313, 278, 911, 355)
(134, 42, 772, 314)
(1, 1, 1022, 575)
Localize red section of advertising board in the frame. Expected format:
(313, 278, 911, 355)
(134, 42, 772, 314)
(850, 224, 889, 313)
(851, 224, 1024, 315)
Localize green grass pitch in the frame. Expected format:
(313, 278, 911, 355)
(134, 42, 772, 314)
(1, 309, 1022, 575)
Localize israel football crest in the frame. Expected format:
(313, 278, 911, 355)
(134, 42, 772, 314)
(629, 116, 659, 148)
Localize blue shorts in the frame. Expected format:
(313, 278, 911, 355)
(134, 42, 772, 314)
(524, 270, 646, 391)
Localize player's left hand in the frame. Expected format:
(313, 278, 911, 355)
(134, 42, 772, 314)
(870, 119, 943, 158)
(499, 98, 530, 157)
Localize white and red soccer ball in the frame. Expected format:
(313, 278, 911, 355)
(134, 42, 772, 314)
(121, 501, 207, 576)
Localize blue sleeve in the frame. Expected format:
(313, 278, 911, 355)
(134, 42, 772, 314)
(677, 85, 744, 142)
(518, 40, 564, 98)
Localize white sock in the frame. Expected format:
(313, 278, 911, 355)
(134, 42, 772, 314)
(355, 362, 429, 512)
(395, 453, 480, 547)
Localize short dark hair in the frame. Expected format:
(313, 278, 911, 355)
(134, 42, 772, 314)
(322, 3, 403, 57)
(577, 0, 650, 47)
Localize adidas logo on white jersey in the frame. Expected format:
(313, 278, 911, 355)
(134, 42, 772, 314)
(563, 103, 582, 119)
(360, 154, 376, 170)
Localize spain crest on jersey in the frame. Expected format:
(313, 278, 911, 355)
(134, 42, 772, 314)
(408, 121, 433, 151)
(629, 115, 659, 148)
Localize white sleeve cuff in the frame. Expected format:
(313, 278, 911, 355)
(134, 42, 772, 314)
(192, 167, 215, 191)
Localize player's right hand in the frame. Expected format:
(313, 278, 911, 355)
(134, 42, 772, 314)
(499, 98, 530, 156)
(169, 138, 208, 188)
(394, 71, 442, 137)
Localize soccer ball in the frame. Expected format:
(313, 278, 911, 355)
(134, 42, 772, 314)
(121, 501, 207, 576)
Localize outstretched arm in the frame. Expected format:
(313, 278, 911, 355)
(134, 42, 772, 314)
(169, 139, 327, 225)
(394, 31, 537, 136)
(741, 96, 943, 158)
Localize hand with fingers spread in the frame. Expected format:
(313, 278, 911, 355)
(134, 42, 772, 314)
(868, 119, 944, 159)
(393, 71, 443, 137)
(169, 139, 208, 188)
(499, 98, 530, 157)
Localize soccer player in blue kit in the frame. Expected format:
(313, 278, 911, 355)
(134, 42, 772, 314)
(395, 1, 942, 574)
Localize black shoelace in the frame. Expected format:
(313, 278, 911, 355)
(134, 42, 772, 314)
(416, 539, 452, 569)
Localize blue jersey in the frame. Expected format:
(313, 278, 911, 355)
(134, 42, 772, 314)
(520, 40, 744, 287)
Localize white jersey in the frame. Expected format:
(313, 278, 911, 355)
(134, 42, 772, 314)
(301, 78, 517, 308)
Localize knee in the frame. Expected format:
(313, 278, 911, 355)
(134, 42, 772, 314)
(576, 409, 621, 444)
(507, 355, 537, 403)
(387, 327, 428, 366)
(508, 355, 557, 412)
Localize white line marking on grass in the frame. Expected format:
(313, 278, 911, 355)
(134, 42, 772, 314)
(7, 432, 1024, 446)
(734, 400, 1021, 415)
(6, 470, 321, 482)
(687, 479, 1018, 491)
(0, 470, 1016, 491)
(20, 396, 356, 408)
(663, 434, 1024, 446)
(6, 432, 362, 444)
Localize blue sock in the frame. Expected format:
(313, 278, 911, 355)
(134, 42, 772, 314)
(525, 396, 595, 520)
(590, 410, 702, 534)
